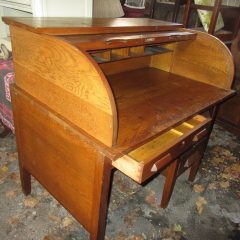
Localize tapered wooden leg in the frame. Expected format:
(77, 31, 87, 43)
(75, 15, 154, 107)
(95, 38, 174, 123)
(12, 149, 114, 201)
(90, 158, 112, 240)
(188, 148, 206, 182)
(19, 163, 31, 195)
(189, 106, 219, 182)
(160, 159, 180, 208)
(188, 138, 208, 182)
(188, 159, 201, 182)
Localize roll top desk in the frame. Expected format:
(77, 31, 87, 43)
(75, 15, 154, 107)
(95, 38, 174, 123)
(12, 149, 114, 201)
(3, 17, 234, 240)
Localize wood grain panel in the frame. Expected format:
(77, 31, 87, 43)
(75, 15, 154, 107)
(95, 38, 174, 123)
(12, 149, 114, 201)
(11, 87, 108, 232)
(171, 31, 234, 90)
(100, 56, 151, 75)
(150, 43, 176, 72)
(10, 26, 117, 146)
(3, 17, 182, 35)
(108, 68, 234, 150)
(13, 63, 113, 146)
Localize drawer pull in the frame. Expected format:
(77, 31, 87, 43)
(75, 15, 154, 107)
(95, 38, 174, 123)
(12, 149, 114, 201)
(151, 153, 171, 172)
(193, 128, 207, 142)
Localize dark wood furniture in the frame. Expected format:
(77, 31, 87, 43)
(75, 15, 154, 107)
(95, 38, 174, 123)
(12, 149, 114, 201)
(217, 30, 240, 135)
(149, 0, 187, 21)
(3, 17, 234, 240)
(183, 0, 240, 43)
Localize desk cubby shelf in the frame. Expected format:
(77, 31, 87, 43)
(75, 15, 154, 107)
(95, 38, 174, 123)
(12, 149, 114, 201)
(90, 45, 172, 63)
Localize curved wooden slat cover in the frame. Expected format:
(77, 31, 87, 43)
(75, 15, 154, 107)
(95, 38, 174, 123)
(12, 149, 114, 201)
(10, 26, 117, 147)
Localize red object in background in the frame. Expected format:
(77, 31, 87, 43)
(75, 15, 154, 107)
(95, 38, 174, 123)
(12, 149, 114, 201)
(123, 5, 145, 18)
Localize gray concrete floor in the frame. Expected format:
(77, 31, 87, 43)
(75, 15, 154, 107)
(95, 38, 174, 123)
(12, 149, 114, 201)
(0, 125, 239, 240)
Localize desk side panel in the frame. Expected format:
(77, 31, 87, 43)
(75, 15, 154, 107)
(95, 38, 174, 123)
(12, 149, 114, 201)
(10, 26, 117, 147)
(170, 31, 234, 90)
(11, 86, 108, 233)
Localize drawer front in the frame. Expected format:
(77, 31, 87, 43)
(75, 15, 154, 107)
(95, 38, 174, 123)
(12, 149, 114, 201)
(113, 115, 211, 183)
(177, 136, 208, 177)
(141, 124, 210, 182)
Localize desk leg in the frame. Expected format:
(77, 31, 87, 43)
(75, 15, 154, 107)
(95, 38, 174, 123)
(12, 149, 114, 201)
(189, 106, 218, 182)
(90, 158, 112, 240)
(19, 163, 31, 195)
(188, 143, 206, 182)
(160, 159, 180, 208)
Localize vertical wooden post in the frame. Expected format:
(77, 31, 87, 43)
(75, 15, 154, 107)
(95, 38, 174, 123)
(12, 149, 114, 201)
(19, 163, 31, 195)
(90, 157, 112, 240)
(160, 159, 180, 208)
(183, 0, 192, 28)
(10, 88, 32, 195)
(208, 0, 222, 35)
(188, 139, 207, 182)
(150, 0, 157, 18)
(172, 0, 181, 22)
(188, 106, 219, 182)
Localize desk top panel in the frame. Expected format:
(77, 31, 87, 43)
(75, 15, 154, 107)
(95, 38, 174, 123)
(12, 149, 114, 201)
(3, 17, 182, 35)
(108, 68, 234, 152)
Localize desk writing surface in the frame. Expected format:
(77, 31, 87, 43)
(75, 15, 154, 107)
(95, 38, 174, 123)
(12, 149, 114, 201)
(3, 17, 182, 35)
(108, 68, 233, 151)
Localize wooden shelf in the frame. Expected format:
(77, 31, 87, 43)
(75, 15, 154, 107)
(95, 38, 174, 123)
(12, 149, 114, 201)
(91, 45, 172, 63)
(107, 67, 234, 151)
(59, 30, 196, 51)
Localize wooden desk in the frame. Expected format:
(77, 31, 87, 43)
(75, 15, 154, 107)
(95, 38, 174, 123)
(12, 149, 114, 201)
(3, 17, 234, 240)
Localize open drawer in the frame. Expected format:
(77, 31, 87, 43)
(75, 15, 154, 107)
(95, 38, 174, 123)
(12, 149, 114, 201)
(112, 115, 211, 183)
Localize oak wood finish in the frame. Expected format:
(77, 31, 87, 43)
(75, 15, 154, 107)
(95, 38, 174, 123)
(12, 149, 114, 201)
(11, 86, 112, 234)
(171, 31, 234, 89)
(3, 17, 182, 35)
(108, 68, 234, 151)
(10, 26, 117, 147)
(4, 17, 235, 240)
(113, 115, 211, 183)
(58, 31, 196, 51)
(160, 158, 180, 208)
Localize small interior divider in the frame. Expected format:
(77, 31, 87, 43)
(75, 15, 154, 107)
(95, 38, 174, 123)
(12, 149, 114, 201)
(90, 45, 172, 64)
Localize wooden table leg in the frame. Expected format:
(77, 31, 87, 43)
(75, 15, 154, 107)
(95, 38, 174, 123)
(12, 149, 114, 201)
(19, 163, 31, 195)
(160, 159, 180, 208)
(90, 158, 112, 240)
(188, 139, 208, 182)
(189, 106, 219, 182)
